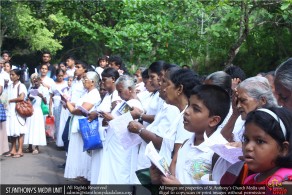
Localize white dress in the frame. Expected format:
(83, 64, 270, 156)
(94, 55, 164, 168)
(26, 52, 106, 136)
(97, 99, 143, 184)
(50, 82, 68, 144)
(6, 82, 28, 136)
(24, 86, 48, 146)
(64, 88, 101, 180)
(55, 87, 71, 147)
(90, 90, 121, 184)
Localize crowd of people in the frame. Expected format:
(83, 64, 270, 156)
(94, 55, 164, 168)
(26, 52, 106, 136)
(1, 50, 292, 191)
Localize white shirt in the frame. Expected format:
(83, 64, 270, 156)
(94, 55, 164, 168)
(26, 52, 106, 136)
(176, 134, 214, 184)
(66, 68, 75, 77)
(50, 82, 68, 107)
(95, 67, 104, 79)
(146, 91, 163, 116)
(233, 116, 245, 142)
(0, 76, 4, 88)
(96, 90, 121, 113)
(135, 102, 180, 173)
(42, 76, 55, 89)
(159, 106, 193, 165)
(70, 78, 86, 104)
(0, 71, 10, 84)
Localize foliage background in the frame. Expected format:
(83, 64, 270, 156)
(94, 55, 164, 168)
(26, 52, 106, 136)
(1, 0, 291, 76)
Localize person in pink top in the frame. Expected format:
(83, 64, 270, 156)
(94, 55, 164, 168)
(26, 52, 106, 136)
(243, 107, 292, 186)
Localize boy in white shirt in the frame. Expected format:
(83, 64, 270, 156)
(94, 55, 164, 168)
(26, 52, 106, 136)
(152, 85, 230, 184)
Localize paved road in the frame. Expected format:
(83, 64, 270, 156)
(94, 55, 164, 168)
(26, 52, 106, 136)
(0, 142, 82, 185)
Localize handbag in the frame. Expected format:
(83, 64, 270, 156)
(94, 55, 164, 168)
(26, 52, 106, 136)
(15, 84, 34, 118)
(41, 100, 49, 115)
(78, 118, 103, 151)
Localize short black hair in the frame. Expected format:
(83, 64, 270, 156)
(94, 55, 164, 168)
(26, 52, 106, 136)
(169, 69, 201, 98)
(108, 55, 122, 66)
(56, 68, 65, 76)
(98, 55, 109, 63)
(190, 85, 230, 128)
(75, 60, 89, 73)
(66, 55, 76, 61)
(1, 50, 11, 57)
(142, 68, 149, 79)
(245, 107, 292, 168)
(148, 60, 166, 75)
(163, 63, 179, 72)
(101, 67, 120, 81)
(224, 65, 246, 81)
(42, 50, 51, 56)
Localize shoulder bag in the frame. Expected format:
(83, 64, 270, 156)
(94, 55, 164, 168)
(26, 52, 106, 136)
(15, 84, 34, 118)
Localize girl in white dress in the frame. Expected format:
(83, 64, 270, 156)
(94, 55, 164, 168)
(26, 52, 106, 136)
(55, 76, 73, 147)
(5, 69, 28, 158)
(64, 71, 101, 181)
(49, 69, 68, 144)
(24, 74, 48, 154)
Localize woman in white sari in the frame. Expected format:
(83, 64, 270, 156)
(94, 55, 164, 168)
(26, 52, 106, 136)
(97, 75, 143, 184)
(64, 71, 101, 181)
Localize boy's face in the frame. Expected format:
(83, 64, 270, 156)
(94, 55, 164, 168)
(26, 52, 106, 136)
(42, 53, 51, 63)
(66, 58, 75, 68)
(74, 64, 86, 77)
(109, 61, 119, 70)
(184, 95, 210, 133)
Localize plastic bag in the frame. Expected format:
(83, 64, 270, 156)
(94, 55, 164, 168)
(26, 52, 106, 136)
(41, 101, 49, 115)
(45, 116, 55, 139)
(78, 118, 103, 151)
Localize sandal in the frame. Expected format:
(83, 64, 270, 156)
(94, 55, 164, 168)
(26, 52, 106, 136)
(4, 153, 15, 157)
(32, 149, 39, 155)
(12, 154, 23, 158)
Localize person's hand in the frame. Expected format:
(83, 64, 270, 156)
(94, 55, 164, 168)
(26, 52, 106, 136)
(111, 100, 122, 110)
(149, 164, 162, 184)
(102, 118, 109, 127)
(101, 112, 113, 121)
(88, 111, 99, 122)
(37, 92, 44, 99)
(231, 78, 241, 90)
(130, 107, 144, 119)
(231, 89, 240, 117)
(60, 94, 68, 103)
(49, 110, 53, 116)
(127, 121, 144, 134)
(161, 175, 181, 185)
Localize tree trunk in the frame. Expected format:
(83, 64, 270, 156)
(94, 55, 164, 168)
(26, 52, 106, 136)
(225, 2, 249, 66)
